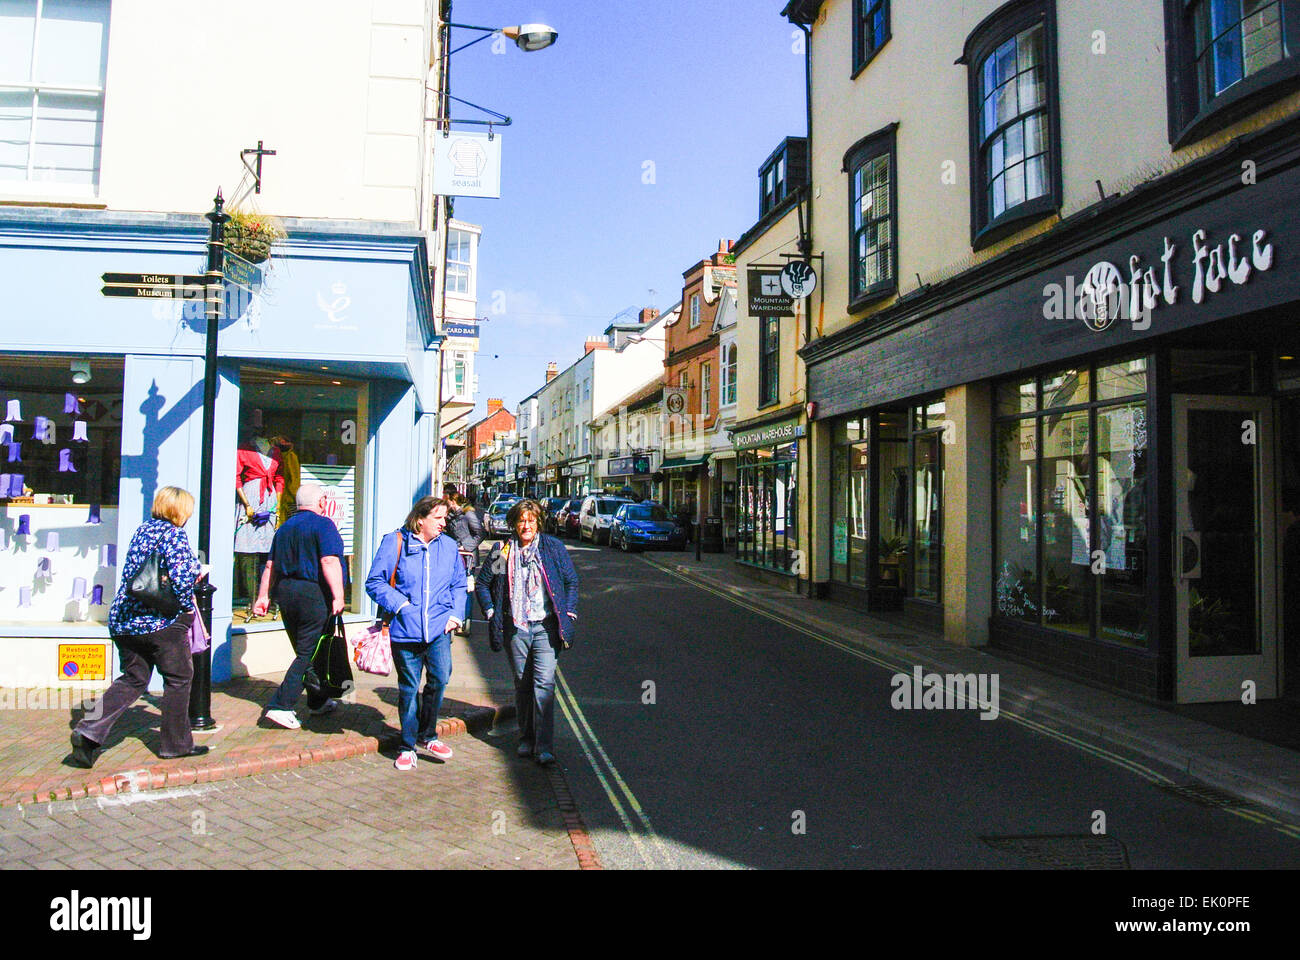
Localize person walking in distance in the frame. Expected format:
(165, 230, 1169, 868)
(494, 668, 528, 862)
(446, 490, 484, 635)
(475, 499, 578, 766)
(70, 486, 207, 767)
(253, 482, 347, 729)
(366, 496, 465, 771)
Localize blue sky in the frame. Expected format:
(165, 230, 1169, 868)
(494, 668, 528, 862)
(448, 1, 806, 417)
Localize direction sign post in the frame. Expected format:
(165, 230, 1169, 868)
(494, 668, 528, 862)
(189, 191, 229, 732)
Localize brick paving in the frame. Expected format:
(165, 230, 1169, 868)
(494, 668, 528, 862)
(0, 734, 579, 870)
(0, 629, 517, 807)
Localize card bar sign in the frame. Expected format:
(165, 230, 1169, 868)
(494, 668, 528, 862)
(433, 131, 502, 199)
(747, 268, 794, 317)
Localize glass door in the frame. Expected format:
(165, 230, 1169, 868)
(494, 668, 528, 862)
(1173, 395, 1277, 702)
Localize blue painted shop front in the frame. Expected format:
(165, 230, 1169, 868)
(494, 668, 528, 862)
(0, 208, 439, 687)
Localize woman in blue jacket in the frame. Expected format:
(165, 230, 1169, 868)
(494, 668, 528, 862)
(366, 496, 466, 771)
(475, 498, 579, 766)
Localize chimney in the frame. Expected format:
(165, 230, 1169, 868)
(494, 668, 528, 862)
(639, 307, 660, 324)
(584, 336, 611, 355)
(545, 362, 558, 382)
(712, 238, 735, 265)
(487, 398, 504, 415)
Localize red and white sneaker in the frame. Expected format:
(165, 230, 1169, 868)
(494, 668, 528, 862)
(418, 738, 453, 761)
(394, 750, 417, 771)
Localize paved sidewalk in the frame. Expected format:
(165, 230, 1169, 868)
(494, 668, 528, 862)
(0, 734, 580, 870)
(0, 626, 517, 807)
(646, 551, 1300, 819)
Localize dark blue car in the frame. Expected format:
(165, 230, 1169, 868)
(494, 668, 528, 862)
(609, 502, 686, 552)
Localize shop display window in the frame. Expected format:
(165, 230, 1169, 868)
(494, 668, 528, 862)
(994, 356, 1150, 648)
(1, 356, 123, 624)
(234, 368, 367, 623)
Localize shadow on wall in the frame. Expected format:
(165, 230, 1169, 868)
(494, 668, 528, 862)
(118, 378, 205, 520)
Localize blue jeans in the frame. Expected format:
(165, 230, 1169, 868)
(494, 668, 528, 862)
(508, 620, 558, 756)
(392, 636, 453, 751)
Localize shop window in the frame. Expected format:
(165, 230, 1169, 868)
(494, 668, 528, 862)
(234, 368, 367, 624)
(1165, 0, 1300, 147)
(845, 123, 898, 308)
(964, 0, 1061, 249)
(736, 444, 798, 574)
(994, 356, 1150, 647)
(854, 0, 892, 74)
(0, 355, 122, 624)
(0, 0, 110, 192)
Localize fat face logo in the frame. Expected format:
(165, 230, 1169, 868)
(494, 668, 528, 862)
(1077, 262, 1125, 332)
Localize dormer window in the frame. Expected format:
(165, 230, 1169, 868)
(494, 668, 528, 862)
(758, 138, 808, 217)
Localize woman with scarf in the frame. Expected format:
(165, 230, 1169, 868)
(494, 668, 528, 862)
(475, 499, 578, 766)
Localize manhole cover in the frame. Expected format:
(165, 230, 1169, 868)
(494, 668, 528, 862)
(1159, 782, 1245, 808)
(980, 834, 1130, 869)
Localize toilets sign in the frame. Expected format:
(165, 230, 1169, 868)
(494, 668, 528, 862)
(1043, 226, 1276, 331)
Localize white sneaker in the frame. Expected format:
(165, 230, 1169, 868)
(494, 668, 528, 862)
(264, 708, 301, 729)
(309, 699, 339, 716)
(394, 750, 417, 771)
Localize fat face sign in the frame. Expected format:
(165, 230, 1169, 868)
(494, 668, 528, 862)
(1043, 225, 1275, 331)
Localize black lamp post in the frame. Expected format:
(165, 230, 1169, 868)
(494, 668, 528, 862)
(189, 190, 229, 731)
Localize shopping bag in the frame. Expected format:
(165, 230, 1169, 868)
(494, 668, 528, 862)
(305, 614, 354, 699)
(352, 620, 393, 676)
(187, 600, 210, 654)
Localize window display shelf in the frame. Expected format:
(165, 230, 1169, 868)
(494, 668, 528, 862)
(1, 504, 117, 625)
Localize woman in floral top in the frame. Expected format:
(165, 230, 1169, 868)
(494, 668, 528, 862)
(71, 486, 208, 768)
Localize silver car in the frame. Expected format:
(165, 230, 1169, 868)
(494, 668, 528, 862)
(579, 496, 633, 545)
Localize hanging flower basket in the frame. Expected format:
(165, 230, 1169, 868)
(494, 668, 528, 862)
(223, 209, 285, 264)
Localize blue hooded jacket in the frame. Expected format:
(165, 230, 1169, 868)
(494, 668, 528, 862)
(365, 529, 466, 642)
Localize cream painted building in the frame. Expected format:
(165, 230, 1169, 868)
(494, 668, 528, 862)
(782, 0, 1300, 703)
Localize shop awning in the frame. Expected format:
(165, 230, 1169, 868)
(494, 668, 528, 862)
(660, 454, 709, 471)
(438, 400, 475, 442)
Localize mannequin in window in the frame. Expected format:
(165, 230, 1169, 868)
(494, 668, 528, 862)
(273, 435, 300, 525)
(235, 433, 284, 621)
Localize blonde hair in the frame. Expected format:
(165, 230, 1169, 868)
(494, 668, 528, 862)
(152, 485, 195, 527)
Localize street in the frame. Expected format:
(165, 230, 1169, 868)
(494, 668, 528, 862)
(533, 542, 1300, 869)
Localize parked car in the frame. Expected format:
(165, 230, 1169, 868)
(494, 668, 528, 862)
(552, 498, 583, 537)
(579, 495, 632, 544)
(609, 502, 686, 552)
(558, 500, 584, 539)
(484, 499, 515, 538)
(543, 497, 570, 534)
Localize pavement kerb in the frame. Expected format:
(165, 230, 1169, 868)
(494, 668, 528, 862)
(645, 555, 1300, 821)
(1, 702, 516, 808)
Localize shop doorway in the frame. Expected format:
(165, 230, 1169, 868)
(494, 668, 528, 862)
(1172, 395, 1277, 702)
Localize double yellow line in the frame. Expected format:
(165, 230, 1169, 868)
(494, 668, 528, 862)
(644, 560, 1179, 788)
(555, 667, 675, 868)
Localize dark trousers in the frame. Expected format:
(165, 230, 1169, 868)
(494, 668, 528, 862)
(267, 579, 330, 712)
(77, 612, 196, 757)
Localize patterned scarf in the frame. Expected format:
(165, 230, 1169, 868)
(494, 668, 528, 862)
(509, 537, 548, 625)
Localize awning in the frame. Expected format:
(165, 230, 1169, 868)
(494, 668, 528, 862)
(660, 455, 709, 471)
(438, 399, 475, 442)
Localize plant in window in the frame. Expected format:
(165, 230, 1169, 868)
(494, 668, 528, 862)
(224, 208, 285, 263)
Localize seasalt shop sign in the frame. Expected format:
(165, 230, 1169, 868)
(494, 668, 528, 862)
(732, 416, 805, 450)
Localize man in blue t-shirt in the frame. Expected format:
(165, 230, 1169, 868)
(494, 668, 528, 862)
(252, 482, 347, 729)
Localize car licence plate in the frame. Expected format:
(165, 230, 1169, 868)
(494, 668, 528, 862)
(652, 535, 667, 541)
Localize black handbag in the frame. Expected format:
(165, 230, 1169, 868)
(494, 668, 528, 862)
(305, 614, 354, 700)
(127, 540, 182, 618)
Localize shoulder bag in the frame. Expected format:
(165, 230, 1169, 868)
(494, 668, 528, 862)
(127, 528, 182, 618)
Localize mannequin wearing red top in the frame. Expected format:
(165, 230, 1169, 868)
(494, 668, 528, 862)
(235, 436, 284, 619)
